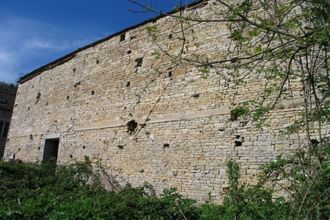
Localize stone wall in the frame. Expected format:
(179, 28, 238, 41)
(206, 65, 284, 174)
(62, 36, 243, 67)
(4, 0, 325, 201)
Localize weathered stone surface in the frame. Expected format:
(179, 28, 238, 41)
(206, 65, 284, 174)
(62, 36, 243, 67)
(4, 0, 329, 202)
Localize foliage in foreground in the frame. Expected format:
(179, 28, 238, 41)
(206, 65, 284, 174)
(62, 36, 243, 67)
(0, 142, 329, 220)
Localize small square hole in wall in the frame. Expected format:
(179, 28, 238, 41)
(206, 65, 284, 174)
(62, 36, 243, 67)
(192, 93, 200, 98)
(223, 185, 230, 193)
(127, 50, 132, 54)
(135, 58, 143, 68)
(234, 135, 244, 147)
(35, 92, 41, 103)
(126, 119, 138, 134)
(74, 81, 81, 87)
(120, 33, 126, 42)
(311, 139, 319, 146)
(96, 60, 100, 64)
(91, 91, 95, 95)
(117, 145, 124, 150)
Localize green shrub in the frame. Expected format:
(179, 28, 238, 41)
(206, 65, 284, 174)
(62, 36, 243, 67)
(0, 160, 198, 219)
(1, 145, 328, 220)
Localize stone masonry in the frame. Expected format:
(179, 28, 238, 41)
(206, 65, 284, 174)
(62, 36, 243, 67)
(5, 0, 328, 202)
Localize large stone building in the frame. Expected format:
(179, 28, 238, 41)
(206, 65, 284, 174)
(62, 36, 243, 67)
(4, 0, 324, 201)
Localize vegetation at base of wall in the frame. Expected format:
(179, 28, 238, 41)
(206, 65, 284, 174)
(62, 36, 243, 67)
(1, 142, 329, 220)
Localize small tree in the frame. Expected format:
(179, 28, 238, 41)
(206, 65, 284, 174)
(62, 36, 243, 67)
(129, 0, 330, 218)
(130, 0, 329, 137)
(0, 81, 17, 93)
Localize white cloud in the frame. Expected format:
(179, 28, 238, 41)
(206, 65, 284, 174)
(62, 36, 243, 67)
(0, 16, 99, 83)
(0, 50, 18, 82)
(24, 39, 61, 50)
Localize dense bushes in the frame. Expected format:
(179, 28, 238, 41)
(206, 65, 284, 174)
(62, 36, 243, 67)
(0, 160, 200, 219)
(1, 142, 329, 220)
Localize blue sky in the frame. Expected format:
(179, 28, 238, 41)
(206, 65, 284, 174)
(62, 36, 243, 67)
(0, 0, 192, 83)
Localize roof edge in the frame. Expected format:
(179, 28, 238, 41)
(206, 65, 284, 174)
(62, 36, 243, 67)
(18, 0, 207, 84)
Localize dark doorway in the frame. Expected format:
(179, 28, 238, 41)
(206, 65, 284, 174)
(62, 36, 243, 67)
(43, 138, 59, 163)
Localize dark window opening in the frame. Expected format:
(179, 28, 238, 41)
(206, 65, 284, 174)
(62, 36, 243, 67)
(127, 50, 132, 54)
(120, 33, 126, 42)
(2, 122, 9, 138)
(91, 91, 95, 95)
(43, 138, 60, 164)
(126, 81, 131, 87)
(0, 121, 4, 137)
(163, 143, 170, 148)
(0, 121, 5, 159)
